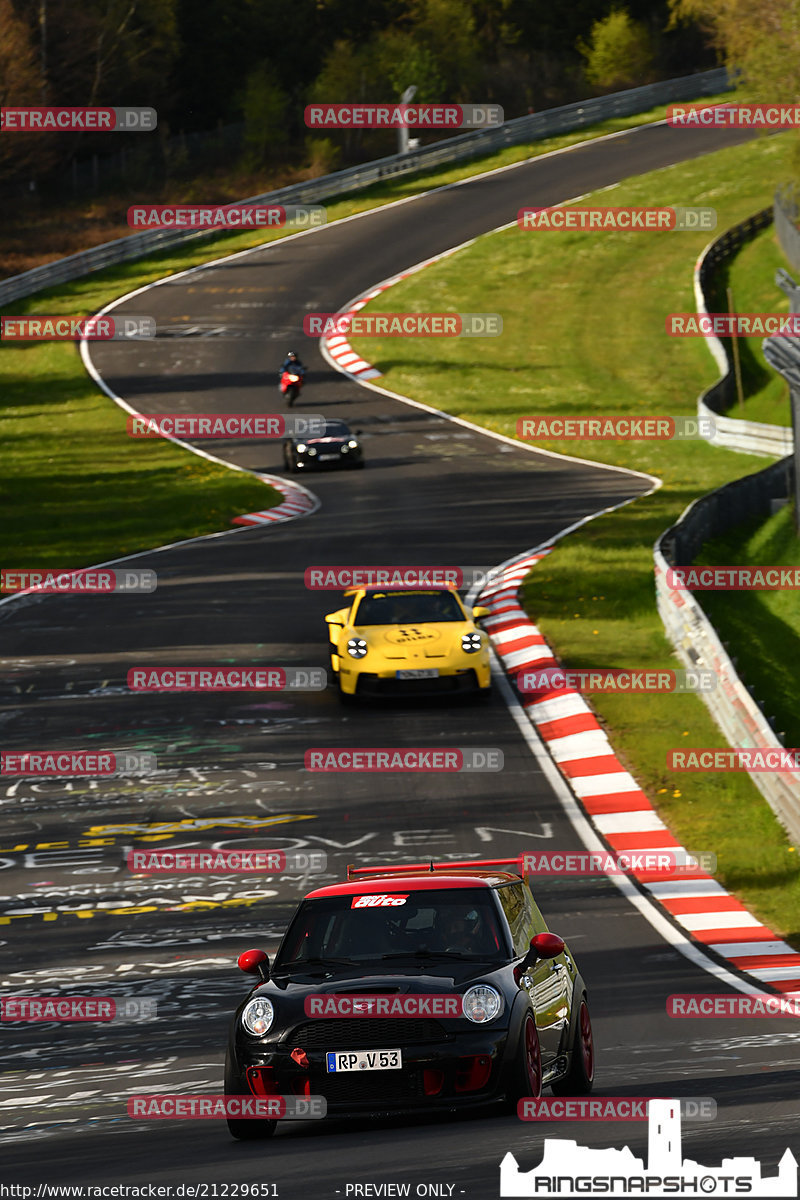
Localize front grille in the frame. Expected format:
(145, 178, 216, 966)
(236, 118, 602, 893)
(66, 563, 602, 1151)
(286, 1018, 448, 1048)
(318, 1069, 423, 1106)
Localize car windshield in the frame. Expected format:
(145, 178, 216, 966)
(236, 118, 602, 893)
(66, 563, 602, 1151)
(318, 421, 349, 437)
(273, 888, 508, 968)
(353, 591, 464, 626)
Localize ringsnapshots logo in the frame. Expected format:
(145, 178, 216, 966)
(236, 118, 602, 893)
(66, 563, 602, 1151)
(501, 1097, 797, 1198)
(127, 1095, 326, 1120)
(517, 667, 717, 694)
(668, 565, 800, 590)
(668, 313, 800, 337)
(128, 204, 326, 229)
(517, 1097, 717, 1122)
(668, 748, 800, 772)
(304, 748, 503, 772)
(517, 206, 716, 232)
(304, 565, 510, 590)
(127, 667, 326, 692)
(1, 996, 157, 1023)
(126, 848, 326, 873)
(1, 316, 155, 340)
(0, 751, 157, 777)
(303, 313, 502, 337)
(517, 416, 714, 440)
(0, 106, 156, 131)
(304, 103, 502, 129)
(127, 414, 326, 438)
(1, 568, 156, 594)
(668, 102, 800, 128)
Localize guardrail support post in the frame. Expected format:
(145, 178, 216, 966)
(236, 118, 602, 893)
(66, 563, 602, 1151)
(762, 333, 800, 534)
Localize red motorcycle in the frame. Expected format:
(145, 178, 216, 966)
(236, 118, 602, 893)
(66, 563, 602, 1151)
(280, 367, 305, 407)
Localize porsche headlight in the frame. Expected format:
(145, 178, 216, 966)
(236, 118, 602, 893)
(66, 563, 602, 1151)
(462, 985, 503, 1024)
(308, 447, 318, 456)
(341, 444, 350, 453)
(348, 440, 359, 449)
(241, 997, 274, 1036)
(461, 632, 483, 653)
(347, 637, 368, 659)
(296, 443, 307, 453)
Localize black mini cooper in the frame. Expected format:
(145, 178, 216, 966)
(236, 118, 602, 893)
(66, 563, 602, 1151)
(224, 859, 594, 1139)
(282, 418, 364, 472)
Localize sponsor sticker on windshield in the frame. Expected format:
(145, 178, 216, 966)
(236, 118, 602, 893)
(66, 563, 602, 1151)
(351, 894, 408, 908)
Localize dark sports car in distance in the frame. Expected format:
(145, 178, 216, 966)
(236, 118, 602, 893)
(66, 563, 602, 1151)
(224, 858, 594, 1140)
(283, 418, 364, 472)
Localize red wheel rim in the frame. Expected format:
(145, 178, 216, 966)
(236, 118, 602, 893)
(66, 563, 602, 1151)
(524, 1016, 542, 1097)
(579, 1001, 594, 1081)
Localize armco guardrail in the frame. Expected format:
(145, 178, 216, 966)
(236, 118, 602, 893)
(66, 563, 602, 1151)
(656, 209, 800, 845)
(0, 67, 729, 308)
(693, 207, 793, 457)
(774, 184, 800, 277)
(654, 456, 800, 847)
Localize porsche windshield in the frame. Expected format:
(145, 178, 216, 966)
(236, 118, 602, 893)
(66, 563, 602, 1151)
(353, 590, 465, 626)
(274, 888, 508, 967)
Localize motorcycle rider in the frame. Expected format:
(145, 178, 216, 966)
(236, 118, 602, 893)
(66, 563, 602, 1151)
(279, 350, 306, 381)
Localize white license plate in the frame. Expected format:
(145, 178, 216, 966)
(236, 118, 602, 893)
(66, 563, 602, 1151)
(326, 1049, 402, 1073)
(395, 669, 439, 679)
(318, 454, 339, 461)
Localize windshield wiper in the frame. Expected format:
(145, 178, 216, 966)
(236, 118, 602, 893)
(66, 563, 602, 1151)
(380, 950, 489, 961)
(275, 956, 358, 971)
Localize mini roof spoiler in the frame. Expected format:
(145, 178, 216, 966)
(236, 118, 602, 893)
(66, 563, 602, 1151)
(346, 857, 529, 882)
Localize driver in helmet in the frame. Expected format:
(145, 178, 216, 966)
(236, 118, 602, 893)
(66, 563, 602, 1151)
(279, 350, 306, 379)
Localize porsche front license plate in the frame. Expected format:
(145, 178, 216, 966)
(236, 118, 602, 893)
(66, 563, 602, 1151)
(318, 454, 339, 461)
(326, 1049, 402, 1072)
(395, 669, 438, 679)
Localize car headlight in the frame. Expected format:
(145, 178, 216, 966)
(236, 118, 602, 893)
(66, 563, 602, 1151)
(462, 985, 503, 1024)
(308, 447, 317, 456)
(461, 632, 483, 653)
(341, 444, 349, 453)
(296, 443, 307, 453)
(241, 996, 274, 1036)
(348, 440, 359, 449)
(347, 637, 368, 659)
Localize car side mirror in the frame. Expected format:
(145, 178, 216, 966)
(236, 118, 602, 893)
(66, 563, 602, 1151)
(238, 948, 270, 980)
(472, 606, 490, 620)
(520, 931, 565, 969)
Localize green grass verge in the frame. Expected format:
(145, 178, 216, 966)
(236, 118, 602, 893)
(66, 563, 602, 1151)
(696, 504, 800, 748)
(347, 130, 800, 944)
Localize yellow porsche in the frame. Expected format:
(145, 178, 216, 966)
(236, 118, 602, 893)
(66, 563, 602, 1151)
(325, 586, 491, 700)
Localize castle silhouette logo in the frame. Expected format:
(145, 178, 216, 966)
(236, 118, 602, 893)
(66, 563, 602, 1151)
(500, 1099, 797, 1197)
